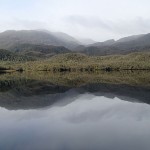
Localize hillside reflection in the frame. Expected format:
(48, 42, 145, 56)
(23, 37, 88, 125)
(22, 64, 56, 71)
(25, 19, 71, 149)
(0, 71, 150, 109)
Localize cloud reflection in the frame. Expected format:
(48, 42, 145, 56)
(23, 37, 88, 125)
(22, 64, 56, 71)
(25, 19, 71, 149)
(0, 94, 150, 150)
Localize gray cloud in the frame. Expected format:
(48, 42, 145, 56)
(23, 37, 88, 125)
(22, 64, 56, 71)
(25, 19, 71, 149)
(0, 19, 49, 31)
(64, 15, 150, 39)
(65, 15, 112, 30)
(1, 0, 150, 41)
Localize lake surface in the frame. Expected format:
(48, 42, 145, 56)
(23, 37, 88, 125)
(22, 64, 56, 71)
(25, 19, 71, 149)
(0, 72, 150, 150)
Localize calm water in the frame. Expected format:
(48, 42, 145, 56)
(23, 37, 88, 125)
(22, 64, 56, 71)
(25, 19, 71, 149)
(0, 72, 150, 150)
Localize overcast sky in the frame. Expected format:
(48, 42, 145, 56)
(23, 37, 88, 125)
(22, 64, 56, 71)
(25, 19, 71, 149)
(0, 0, 150, 41)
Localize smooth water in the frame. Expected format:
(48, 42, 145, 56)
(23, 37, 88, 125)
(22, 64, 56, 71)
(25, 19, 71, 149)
(0, 72, 150, 150)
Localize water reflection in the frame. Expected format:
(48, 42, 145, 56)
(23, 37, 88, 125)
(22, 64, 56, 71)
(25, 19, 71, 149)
(0, 72, 150, 150)
(0, 95, 150, 150)
(0, 74, 150, 109)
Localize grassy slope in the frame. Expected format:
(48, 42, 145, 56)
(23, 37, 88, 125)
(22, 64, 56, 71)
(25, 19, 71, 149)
(0, 49, 35, 62)
(0, 52, 150, 71)
(24, 52, 150, 71)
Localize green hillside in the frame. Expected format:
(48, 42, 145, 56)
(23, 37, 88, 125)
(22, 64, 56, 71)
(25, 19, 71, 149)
(0, 49, 35, 61)
(12, 44, 71, 58)
(1, 52, 150, 71)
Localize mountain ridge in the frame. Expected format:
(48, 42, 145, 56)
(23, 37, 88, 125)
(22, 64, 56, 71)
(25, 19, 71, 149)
(0, 30, 80, 50)
(1, 30, 150, 56)
(81, 33, 150, 55)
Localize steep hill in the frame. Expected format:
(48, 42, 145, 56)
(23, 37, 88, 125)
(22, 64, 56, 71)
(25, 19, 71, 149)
(0, 30, 79, 50)
(1, 30, 150, 56)
(11, 44, 72, 58)
(81, 33, 150, 56)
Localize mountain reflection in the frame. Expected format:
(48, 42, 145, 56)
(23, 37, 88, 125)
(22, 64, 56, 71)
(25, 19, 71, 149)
(0, 71, 150, 110)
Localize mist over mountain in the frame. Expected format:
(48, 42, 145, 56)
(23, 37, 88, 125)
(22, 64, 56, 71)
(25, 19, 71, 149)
(0, 30, 150, 56)
(76, 38, 96, 45)
(116, 34, 145, 43)
(81, 33, 150, 55)
(89, 39, 115, 47)
(0, 30, 80, 50)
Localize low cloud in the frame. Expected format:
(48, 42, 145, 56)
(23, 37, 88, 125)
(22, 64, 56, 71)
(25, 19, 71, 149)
(1, 16, 150, 41)
(64, 15, 150, 39)
(65, 15, 112, 30)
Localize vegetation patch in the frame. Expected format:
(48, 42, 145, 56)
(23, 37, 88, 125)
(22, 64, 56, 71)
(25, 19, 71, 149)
(0, 52, 150, 71)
